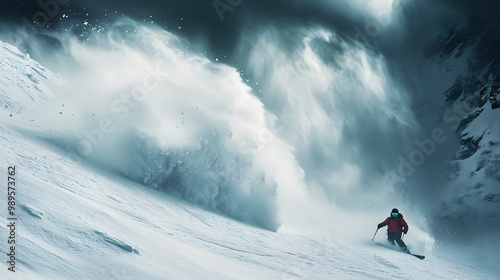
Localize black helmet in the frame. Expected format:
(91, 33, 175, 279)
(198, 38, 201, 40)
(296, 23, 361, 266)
(391, 208, 399, 217)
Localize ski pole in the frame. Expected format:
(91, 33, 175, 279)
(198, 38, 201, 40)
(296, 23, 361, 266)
(402, 233, 405, 240)
(372, 228, 379, 241)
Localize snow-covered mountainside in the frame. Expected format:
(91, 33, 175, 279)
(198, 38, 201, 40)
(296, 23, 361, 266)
(0, 40, 497, 279)
(0, 41, 69, 122)
(424, 25, 500, 250)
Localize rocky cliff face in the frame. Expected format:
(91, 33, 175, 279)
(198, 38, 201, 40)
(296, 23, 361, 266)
(428, 23, 500, 247)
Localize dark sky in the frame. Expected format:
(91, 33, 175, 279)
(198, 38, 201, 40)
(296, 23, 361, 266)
(1, 0, 365, 56)
(2, 0, 499, 58)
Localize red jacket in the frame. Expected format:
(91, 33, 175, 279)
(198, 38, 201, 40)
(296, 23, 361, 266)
(379, 214, 409, 233)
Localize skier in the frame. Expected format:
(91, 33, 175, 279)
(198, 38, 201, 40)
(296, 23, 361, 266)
(377, 208, 409, 253)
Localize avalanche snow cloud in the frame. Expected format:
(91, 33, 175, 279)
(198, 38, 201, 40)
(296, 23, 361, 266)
(1, 13, 426, 235)
(0, 0, 443, 233)
(15, 19, 298, 231)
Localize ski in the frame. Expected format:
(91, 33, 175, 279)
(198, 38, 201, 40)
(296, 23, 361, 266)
(408, 253, 425, 259)
(374, 243, 425, 259)
(404, 248, 425, 259)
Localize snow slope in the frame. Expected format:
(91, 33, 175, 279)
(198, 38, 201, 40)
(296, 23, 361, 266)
(0, 40, 497, 279)
(0, 124, 496, 280)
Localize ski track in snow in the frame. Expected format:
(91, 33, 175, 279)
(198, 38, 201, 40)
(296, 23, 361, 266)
(0, 40, 498, 279)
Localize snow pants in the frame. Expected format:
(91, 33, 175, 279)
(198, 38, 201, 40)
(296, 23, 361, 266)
(387, 231, 407, 249)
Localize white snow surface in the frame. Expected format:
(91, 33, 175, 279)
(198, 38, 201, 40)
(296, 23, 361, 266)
(1, 124, 496, 280)
(0, 41, 497, 279)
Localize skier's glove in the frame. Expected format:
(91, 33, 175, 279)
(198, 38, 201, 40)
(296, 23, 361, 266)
(403, 229, 408, 234)
(377, 224, 383, 229)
